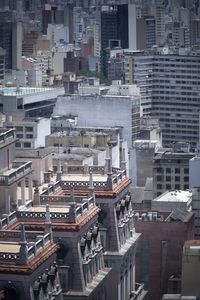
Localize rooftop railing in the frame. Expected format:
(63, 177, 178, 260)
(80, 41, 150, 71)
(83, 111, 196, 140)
(0, 128, 15, 145)
(0, 232, 52, 264)
(0, 161, 32, 185)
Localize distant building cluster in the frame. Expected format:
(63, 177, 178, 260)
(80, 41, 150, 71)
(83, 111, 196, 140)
(0, 1, 200, 300)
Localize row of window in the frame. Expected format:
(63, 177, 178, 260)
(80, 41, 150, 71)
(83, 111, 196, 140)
(157, 184, 189, 190)
(16, 134, 34, 139)
(16, 126, 34, 132)
(156, 175, 189, 182)
(15, 142, 31, 148)
(156, 168, 189, 174)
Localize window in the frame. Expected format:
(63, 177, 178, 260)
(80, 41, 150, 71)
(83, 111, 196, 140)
(23, 142, 31, 148)
(166, 176, 171, 182)
(184, 176, 189, 182)
(175, 184, 180, 190)
(175, 176, 180, 182)
(156, 175, 162, 181)
(184, 168, 189, 174)
(184, 184, 189, 190)
(17, 98, 23, 109)
(166, 184, 171, 190)
(175, 168, 180, 174)
(16, 126, 23, 132)
(157, 184, 162, 189)
(26, 134, 33, 139)
(15, 142, 21, 148)
(16, 134, 23, 138)
(25, 127, 33, 132)
(166, 168, 171, 173)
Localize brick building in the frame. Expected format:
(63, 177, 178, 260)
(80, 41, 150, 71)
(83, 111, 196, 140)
(134, 210, 194, 300)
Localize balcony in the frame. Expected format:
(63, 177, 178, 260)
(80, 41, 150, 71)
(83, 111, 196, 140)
(130, 283, 147, 300)
(0, 161, 32, 186)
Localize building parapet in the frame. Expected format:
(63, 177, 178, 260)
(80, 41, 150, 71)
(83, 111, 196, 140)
(0, 230, 52, 265)
(0, 211, 17, 229)
(60, 169, 127, 190)
(0, 195, 95, 226)
(0, 128, 15, 145)
(0, 161, 32, 185)
(130, 283, 147, 300)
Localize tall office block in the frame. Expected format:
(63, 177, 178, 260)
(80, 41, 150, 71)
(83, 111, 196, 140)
(124, 47, 200, 147)
(0, 48, 5, 81)
(136, 16, 156, 50)
(100, 4, 137, 76)
(150, 4, 165, 45)
(151, 49, 200, 148)
(0, 10, 22, 71)
(12, 22, 22, 70)
(0, 19, 12, 70)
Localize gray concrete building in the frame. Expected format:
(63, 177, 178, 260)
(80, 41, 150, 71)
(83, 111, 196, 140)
(124, 47, 200, 148)
(153, 144, 194, 198)
(0, 86, 64, 119)
(53, 84, 140, 148)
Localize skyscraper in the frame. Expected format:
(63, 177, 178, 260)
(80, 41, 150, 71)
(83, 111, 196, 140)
(100, 4, 137, 76)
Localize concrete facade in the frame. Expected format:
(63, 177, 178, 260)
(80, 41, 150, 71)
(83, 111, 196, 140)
(4, 117, 51, 149)
(0, 128, 32, 215)
(134, 211, 194, 300)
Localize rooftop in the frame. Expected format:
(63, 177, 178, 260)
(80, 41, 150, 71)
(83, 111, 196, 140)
(0, 87, 54, 97)
(0, 243, 20, 253)
(153, 190, 192, 203)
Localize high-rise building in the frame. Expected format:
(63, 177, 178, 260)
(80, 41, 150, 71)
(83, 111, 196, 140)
(125, 47, 200, 147)
(124, 50, 153, 116)
(150, 4, 166, 45)
(100, 4, 137, 75)
(0, 48, 5, 82)
(0, 11, 22, 71)
(136, 16, 156, 50)
(151, 48, 200, 148)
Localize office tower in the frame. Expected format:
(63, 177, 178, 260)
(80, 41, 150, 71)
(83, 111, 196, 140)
(124, 50, 153, 116)
(0, 9, 22, 71)
(100, 4, 137, 75)
(151, 48, 200, 148)
(0, 17, 12, 70)
(124, 47, 200, 148)
(150, 4, 165, 45)
(190, 18, 200, 46)
(0, 48, 5, 81)
(101, 4, 137, 50)
(12, 22, 22, 70)
(136, 16, 156, 50)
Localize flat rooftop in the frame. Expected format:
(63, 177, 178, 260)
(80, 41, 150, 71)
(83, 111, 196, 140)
(0, 243, 20, 253)
(0, 87, 54, 97)
(29, 206, 70, 213)
(154, 190, 192, 203)
(62, 174, 107, 182)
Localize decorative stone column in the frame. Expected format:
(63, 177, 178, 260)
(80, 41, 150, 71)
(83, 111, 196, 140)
(19, 224, 28, 264)
(33, 186, 40, 206)
(21, 178, 26, 205)
(106, 157, 113, 189)
(28, 177, 33, 200)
